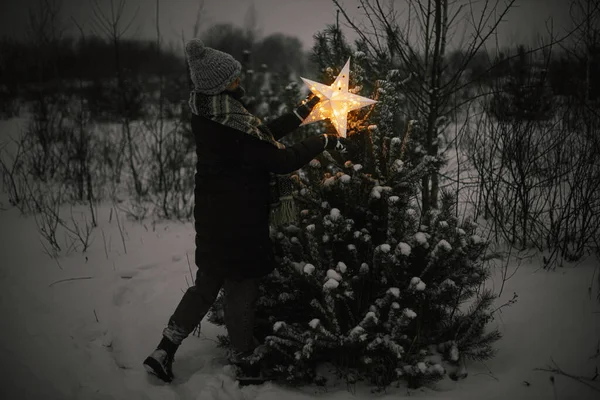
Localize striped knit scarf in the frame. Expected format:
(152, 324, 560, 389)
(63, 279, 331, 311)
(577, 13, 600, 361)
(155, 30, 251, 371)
(189, 91, 298, 227)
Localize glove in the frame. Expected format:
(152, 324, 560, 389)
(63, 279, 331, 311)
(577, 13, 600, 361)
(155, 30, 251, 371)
(294, 93, 321, 120)
(322, 134, 351, 153)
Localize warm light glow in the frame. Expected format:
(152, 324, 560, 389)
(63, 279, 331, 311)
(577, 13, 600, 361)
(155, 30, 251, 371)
(299, 58, 376, 138)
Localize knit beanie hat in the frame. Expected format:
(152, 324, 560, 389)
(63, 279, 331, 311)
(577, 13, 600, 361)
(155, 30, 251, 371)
(185, 39, 242, 95)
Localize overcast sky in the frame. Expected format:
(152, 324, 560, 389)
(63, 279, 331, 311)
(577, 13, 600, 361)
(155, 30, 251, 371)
(0, 0, 575, 52)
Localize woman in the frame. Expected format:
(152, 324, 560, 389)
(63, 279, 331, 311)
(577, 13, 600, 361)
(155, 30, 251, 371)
(143, 39, 349, 384)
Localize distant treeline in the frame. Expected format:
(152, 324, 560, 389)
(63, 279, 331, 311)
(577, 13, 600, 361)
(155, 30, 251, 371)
(0, 22, 311, 99)
(0, 18, 598, 123)
(0, 35, 184, 85)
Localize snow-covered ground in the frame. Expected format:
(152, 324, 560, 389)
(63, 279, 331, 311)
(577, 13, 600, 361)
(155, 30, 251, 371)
(1, 200, 599, 400)
(1, 117, 599, 399)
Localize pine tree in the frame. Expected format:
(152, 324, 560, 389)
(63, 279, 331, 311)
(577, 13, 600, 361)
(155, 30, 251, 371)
(208, 26, 501, 391)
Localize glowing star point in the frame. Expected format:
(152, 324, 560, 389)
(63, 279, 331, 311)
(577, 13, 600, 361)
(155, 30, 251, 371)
(299, 58, 376, 137)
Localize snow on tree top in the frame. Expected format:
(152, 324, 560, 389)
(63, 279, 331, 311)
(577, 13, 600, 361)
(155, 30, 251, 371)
(303, 264, 315, 275)
(309, 319, 320, 329)
(415, 232, 428, 245)
(279, 292, 292, 301)
(330, 208, 341, 221)
(430, 364, 445, 375)
(284, 225, 301, 234)
(360, 263, 369, 273)
(396, 242, 411, 256)
(439, 221, 449, 228)
(410, 277, 426, 291)
(337, 261, 347, 273)
(350, 326, 365, 336)
(450, 343, 459, 361)
(327, 269, 342, 282)
(323, 176, 336, 187)
(391, 302, 400, 309)
(309, 159, 321, 168)
(323, 278, 339, 290)
(371, 187, 383, 199)
(392, 159, 404, 172)
(387, 287, 400, 298)
(378, 244, 391, 253)
(436, 239, 452, 251)
(364, 311, 377, 323)
(471, 235, 483, 244)
(441, 278, 456, 288)
(306, 224, 316, 232)
(403, 308, 417, 319)
(340, 174, 351, 183)
(273, 321, 285, 332)
(388, 196, 400, 204)
(353, 164, 363, 171)
(371, 186, 391, 199)
(291, 261, 305, 274)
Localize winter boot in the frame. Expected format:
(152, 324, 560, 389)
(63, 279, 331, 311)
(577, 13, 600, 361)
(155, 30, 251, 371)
(143, 337, 178, 383)
(228, 348, 270, 386)
(143, 349, 174, 382)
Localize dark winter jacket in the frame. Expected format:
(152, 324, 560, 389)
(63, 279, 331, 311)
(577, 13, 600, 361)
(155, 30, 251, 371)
(193, 111, 325, 281)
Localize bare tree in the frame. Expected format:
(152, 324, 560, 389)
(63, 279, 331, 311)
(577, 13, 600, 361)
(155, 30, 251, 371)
(461, 0, 600, 267)
(71, 18, 97, 226)
(332, 0, 516, 215)
(145, 0, 195, 220)
(180, 1, 206, 97)
(243, 1, 261, 45)
(90, 0, 144, 198)
(27, 0, 65, 81)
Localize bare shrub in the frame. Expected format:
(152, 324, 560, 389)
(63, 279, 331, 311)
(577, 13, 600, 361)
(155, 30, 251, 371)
(463, 57, 600, 267)
(90, 0, 146, 199)
(144, 107, 194, 221)
(0, 137, 27, 208)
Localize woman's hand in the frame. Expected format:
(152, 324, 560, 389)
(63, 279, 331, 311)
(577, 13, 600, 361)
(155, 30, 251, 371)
(322, 134, 352, 153)
(294, 93, 321, 120)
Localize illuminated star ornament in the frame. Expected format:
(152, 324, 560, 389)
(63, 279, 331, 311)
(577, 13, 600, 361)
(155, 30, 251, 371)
(300, 58, 376, 138)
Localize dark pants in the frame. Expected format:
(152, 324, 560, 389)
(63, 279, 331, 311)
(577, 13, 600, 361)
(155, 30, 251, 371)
(162, 266, 259, 354)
